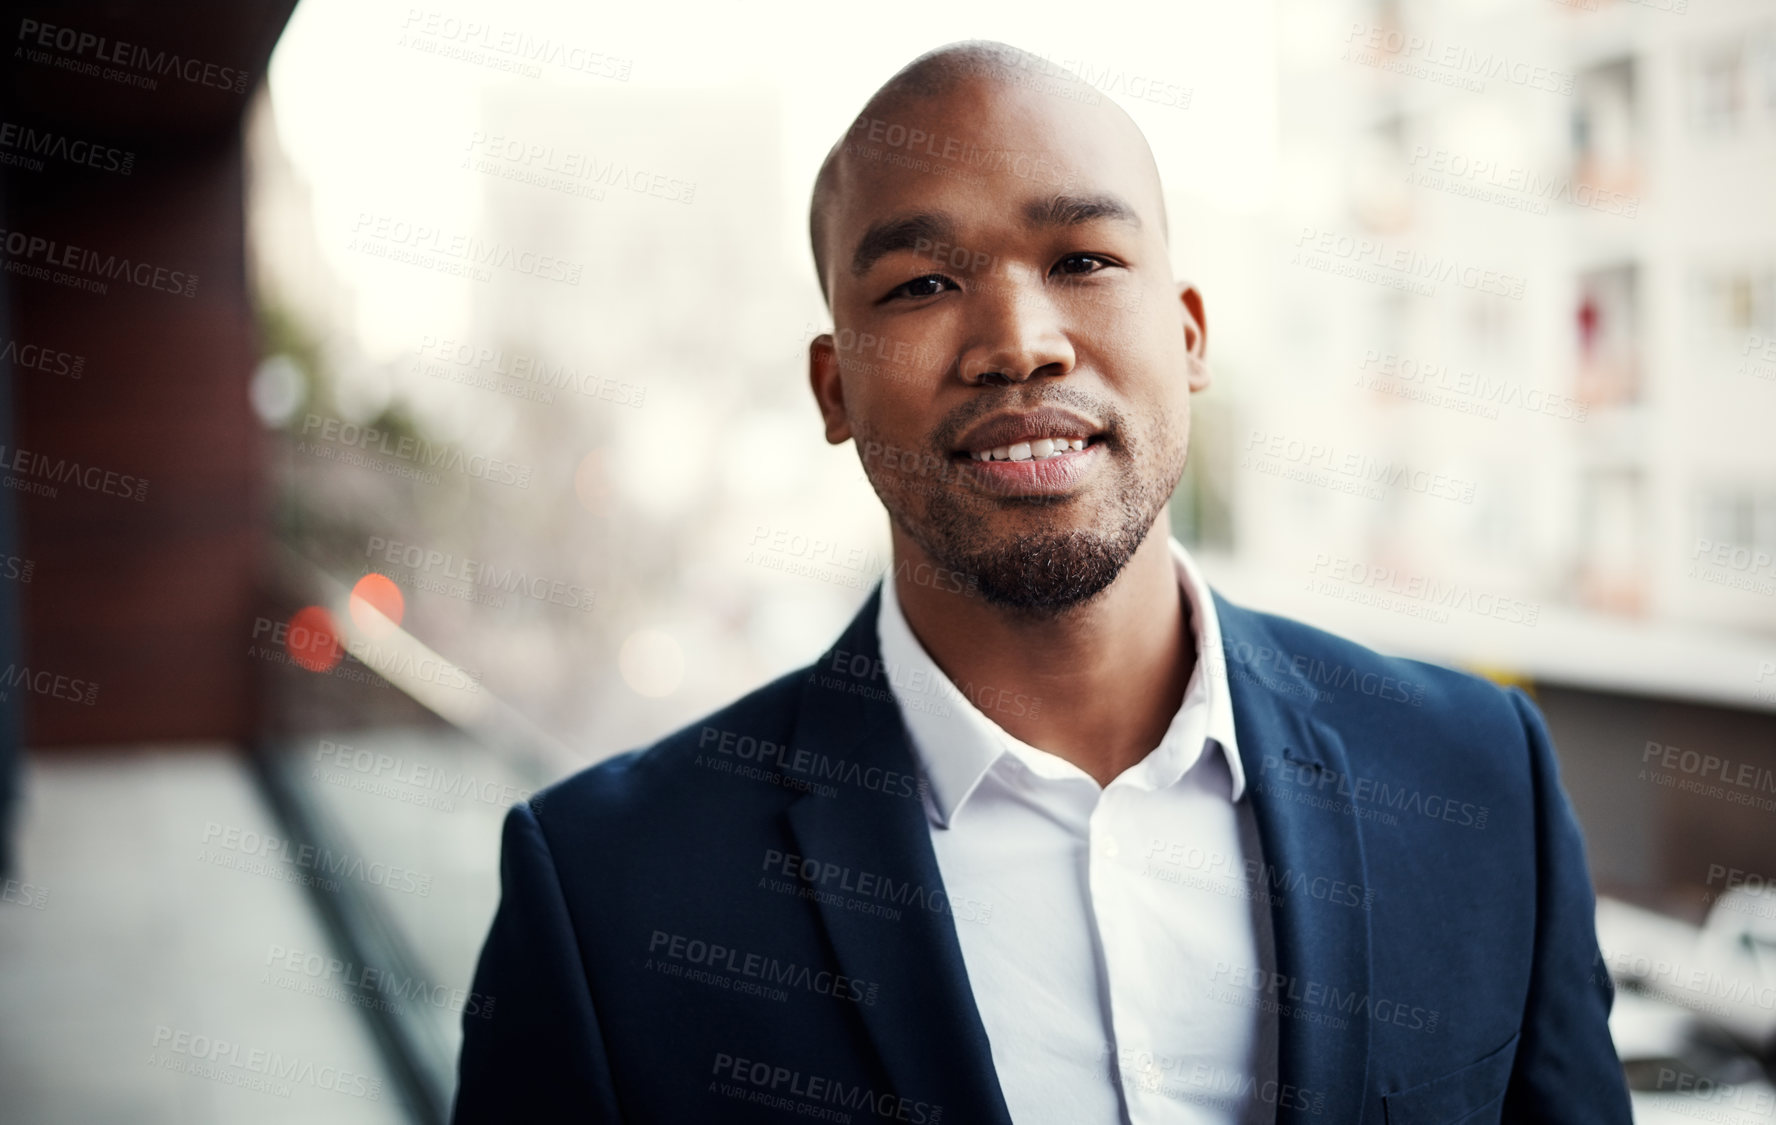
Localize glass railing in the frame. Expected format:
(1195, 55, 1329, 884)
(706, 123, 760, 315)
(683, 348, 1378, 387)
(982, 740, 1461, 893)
(251, 542, 585, 1123)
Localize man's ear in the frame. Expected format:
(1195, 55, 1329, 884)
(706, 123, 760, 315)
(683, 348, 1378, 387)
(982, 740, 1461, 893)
(809, 334, 852, 444)
(1178, 283, 1210, 392)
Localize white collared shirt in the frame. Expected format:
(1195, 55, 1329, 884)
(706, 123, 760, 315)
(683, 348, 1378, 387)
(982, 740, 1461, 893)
(877, 537, 1278, 1125)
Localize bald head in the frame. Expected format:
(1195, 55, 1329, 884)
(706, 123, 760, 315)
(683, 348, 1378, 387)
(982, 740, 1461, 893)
(808, 40, 1170, 303)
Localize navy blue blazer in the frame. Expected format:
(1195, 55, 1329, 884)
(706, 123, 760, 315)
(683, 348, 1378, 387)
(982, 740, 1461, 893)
(452, 585, 1632, 1124)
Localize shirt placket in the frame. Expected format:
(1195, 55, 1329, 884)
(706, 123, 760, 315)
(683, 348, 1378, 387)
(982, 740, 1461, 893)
(1086, 781, 1160, 1124)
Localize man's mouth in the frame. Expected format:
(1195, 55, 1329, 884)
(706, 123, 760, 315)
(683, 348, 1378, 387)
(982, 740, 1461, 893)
(949, 407, 1107, 465)
(964, 436, 1093, 462)
(946, 431, 1108, 500)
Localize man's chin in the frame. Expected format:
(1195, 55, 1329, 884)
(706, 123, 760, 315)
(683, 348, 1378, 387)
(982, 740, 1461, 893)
(945, 528, 1142, 615)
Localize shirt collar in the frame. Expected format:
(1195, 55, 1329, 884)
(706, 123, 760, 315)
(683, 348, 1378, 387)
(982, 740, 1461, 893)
(876, 536, 1244, 828)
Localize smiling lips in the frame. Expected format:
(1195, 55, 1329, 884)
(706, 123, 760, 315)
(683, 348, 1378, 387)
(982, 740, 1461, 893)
(968, 436, 1089, 462)
(952, 407, 1105, 464)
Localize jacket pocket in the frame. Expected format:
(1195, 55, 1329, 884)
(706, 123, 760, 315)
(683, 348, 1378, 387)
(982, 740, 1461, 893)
(1382, 1031, 1521, 1124)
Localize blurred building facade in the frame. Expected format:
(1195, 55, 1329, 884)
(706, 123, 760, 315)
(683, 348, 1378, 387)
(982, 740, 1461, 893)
(1236, 0, 1776, 909)
(1190, 0, 1776, 698)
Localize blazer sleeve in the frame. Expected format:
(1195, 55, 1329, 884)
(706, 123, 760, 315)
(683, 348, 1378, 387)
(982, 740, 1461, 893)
(451, 800, 625, 1124)
(1499, 687, 1634, 1122)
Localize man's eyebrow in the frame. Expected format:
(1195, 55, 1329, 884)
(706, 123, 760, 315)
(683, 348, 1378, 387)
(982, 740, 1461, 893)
(850, 212, 957, 278)
(1023, 192, 1142, 231)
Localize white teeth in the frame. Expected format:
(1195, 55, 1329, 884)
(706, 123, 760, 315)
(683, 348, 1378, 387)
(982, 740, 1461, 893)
(969, 437, 1090, 461)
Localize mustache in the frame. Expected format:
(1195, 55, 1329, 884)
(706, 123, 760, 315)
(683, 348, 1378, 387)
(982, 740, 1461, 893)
(929, 385, 1124, 453)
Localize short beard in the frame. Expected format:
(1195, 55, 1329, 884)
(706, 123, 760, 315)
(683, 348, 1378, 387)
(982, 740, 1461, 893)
(957, 522, 1150, 613)
(883, 442, 1182, 617)
(856, 388, 1186, 617)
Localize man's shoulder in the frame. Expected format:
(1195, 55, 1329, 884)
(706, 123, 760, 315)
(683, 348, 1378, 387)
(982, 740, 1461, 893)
(526, 662, 814, 839)
(1215, 592, 1530, 744)
(1221, 595, 1546, 843)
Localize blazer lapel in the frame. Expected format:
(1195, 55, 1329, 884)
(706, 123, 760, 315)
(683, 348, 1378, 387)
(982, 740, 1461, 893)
(1217, 593, 1376, 1124)
(783, 584, 1014, 1125)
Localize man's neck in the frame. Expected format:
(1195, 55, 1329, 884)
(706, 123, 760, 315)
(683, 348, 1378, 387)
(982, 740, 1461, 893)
(890, 521, 1193, 788)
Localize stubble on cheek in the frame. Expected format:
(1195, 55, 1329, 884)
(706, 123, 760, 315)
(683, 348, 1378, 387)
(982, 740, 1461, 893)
(848, 416, 949, 540)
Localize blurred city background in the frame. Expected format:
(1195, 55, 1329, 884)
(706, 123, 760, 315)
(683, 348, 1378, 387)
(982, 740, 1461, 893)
(1, 0, 1773, 1120)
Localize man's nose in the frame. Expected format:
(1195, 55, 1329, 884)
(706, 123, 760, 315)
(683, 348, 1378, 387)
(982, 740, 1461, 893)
(957, 271, 1076, 386)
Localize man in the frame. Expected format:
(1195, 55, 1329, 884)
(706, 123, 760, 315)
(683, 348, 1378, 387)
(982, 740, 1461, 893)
(452, 41, 1632, 1124)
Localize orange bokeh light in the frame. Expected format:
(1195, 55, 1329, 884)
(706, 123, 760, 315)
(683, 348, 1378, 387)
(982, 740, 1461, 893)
(285, 605, 342, 673)
(350, 572, 405, 635)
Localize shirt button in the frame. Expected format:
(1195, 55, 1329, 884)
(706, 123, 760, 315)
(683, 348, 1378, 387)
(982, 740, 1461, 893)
(1101, 837, 1120, 859)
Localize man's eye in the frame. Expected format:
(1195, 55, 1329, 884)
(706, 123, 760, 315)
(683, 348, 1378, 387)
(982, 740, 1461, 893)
(885, 274, 954, 301)
(1053, 254, 1110, 276)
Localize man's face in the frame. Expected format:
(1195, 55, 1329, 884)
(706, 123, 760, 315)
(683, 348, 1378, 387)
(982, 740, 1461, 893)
(811, 78, 1209, 614)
